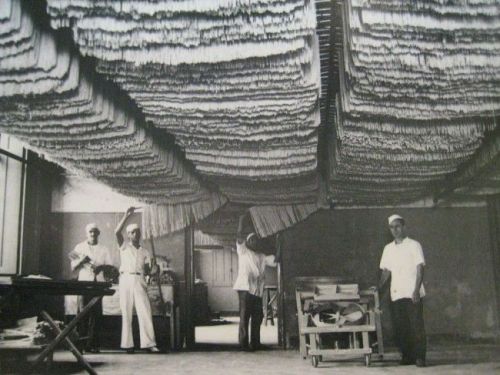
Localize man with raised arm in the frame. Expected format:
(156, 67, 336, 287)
(115, 207, 159, 353)
(233, 211, 281, 351)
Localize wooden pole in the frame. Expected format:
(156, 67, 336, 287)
(184, 224, 195, 348)
(149, 237, 165, 313)
(276, 233, 286, 349)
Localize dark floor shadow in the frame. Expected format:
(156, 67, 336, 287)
(195, 319, 232, 327)
(192, 343, 280, 352)
(428, 357, 500, 367)
(1, 360, 106, 375)
(309, 357, 399, 369)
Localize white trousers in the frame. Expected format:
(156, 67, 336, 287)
(119, 274, 156, 349)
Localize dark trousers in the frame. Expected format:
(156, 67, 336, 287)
(238, 291, 263, 349)
(390, 298, 426, 362)
(78, 295, 103, 350)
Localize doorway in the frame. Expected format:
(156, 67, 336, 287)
(187, 237, 281, 350)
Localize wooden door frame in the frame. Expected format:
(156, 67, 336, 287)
(184, 224, 195, 349)
(184, 228, 287, 349)
(487, 196, 500, 342)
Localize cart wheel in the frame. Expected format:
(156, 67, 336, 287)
(311, 355, 319, 368)
(364, 354, 371, 367)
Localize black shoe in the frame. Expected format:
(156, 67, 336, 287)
(250, 344, 269, 351)
(125, 348, 135, 354)
(400, 358, 415, 366)
(416, 359, 426, 367)
(145, 346, 160, 353)
(240, 345, 253, 352)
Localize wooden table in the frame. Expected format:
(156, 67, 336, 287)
(0, 278, 115, 374)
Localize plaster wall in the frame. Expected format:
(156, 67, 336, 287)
(281, 207, 499, 347)
(44, 212, 185, 281)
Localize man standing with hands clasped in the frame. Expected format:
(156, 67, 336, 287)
(375, 214, 427, 367)
(115, 207, 159, 353)
(69, 223, 114, 353)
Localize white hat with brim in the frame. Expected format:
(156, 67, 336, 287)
(126, 223, 140, 233)
(388, 214, 404, 225)
(85, 223, 99, 232)
(246, 232, 257, 242)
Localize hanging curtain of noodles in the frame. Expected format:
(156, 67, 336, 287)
(141, 192, 227, 239)
(248, 202, 322, 238)
(194, 230, 233, 248)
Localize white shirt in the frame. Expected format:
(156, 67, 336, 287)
(233, 241, 276, 298)
(380, 237, 426, 301)
(70, 241, 114, 282)
(119, 242, 152, 274)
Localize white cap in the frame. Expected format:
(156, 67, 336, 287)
(246, 232, 257, 242)
(388, 214, 404, 225)
(85, 223, 99, 232)
(126, 223, 140, 233)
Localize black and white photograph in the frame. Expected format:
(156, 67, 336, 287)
(0, 0, 499, 374)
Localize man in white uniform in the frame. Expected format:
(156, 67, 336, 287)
(115, 207, 159, 353)
(69, 223, 114, 353)
(234, 212, 280, 351)
(376, 214, 426, 367)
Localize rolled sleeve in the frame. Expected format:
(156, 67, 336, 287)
(379, 246, 390, 270)
(236, 242, 247, 256)
(264, 255, 276, 267)
(413, 243, 425, 266)
(70, 257, 81, 271)
(69, 244, 85, 271)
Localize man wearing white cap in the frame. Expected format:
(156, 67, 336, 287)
(115, 207, 159, 353)
(376, 214, 426, 367)
(233, 212, 280, 351)
(69, 223, 114, 353)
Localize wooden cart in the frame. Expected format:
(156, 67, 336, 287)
(295, 278, 383, 368)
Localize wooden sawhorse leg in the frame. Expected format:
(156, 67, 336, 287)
(263, 289, 277, 326)
(165, 303, 176, 351)
(263, 289, 269, 326)
(31, 296, 102, 375)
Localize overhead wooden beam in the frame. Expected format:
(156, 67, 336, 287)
(316, 0, 337, 183)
